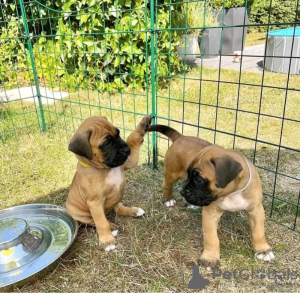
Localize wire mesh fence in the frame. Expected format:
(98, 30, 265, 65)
(0, 0, 299, 232)
(0, 0, 153, 156)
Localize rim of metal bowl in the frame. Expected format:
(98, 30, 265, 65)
(0, 204, 78, 289)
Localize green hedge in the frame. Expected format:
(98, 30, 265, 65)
(249, 0, 299, 32)
(0, 0, 183, 91)
(209, 0, 299, 31)
(0, 18, 28, 85)
(210, 0, 253, 9)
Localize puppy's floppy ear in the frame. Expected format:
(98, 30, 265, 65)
(211, 156, 243, 188)
(68, 130, 92, 160)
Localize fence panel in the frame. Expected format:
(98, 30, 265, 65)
(1, 0, 153, 161)
(0, 0, 43, 141)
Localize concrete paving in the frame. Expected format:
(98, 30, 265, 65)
(0, 86, 69, 104)
(195, 44, 265, 72)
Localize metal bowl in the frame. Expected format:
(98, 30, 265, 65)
(0, 204, 78, 289)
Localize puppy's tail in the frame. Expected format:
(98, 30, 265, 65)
(148, 125, 181, 142)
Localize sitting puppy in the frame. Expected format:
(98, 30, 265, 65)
(148, 124, 274, 269)
(66, 115, 152, 251)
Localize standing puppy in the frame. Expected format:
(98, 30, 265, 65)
(66, 115, 152, 251)
(149, 124, 274, 269)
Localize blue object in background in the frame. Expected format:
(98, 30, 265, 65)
(268, 27, 300, 37)
(265, 27, 300, 75)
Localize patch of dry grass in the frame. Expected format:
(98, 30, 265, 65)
(245, 32, 266, 47)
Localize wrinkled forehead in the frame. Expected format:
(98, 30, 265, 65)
(79, 117, 115, 131)
(76, 116, 118, 141)
(189, 146, 223, 173)
(189, 148, 211, 168)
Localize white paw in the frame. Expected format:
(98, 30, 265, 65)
(105, 244, 116, 252)
(135, 208, 145, 217)
(111, 230, 119, 237)
(164, 199, 176, 207)
(256, 251, 275, 262)
(187, 204, 200, 210)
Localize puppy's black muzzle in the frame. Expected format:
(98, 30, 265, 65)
(180, 169, 216, 206)
(118, 143, 130, 158)
(101, 138, 131, 168)
(108, 141, 130, 168)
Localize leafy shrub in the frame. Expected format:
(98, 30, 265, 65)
(184, 0, 218, 35)
(203, 0, 298, 32)
(210, 0, 253, 9)
(249, 0, 299, 32)
(0, 0, 184, 91)
(0, 18, 29, 87)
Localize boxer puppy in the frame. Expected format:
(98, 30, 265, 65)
(66, 115, 152, 251)
(148, 124, 274, 269)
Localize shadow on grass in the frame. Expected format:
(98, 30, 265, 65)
(24, 187, 69, 206)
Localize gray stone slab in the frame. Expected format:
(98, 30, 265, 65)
(0, 86, 69, 104)
(195, 44, 265, 73)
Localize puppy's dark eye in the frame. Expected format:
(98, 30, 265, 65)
(106, 134, 113, 141)
(195, 176, 204, 183)
(192, 170, 199, 177)
(99, 135, 113, 149)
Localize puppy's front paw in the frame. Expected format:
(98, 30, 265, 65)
(111, 230, 119, 237)
(137, 115, 152, 135)
(186, 204, 200, 210)
(199, 254, 220, 271)
(99, 234, 116, 252)
(109, 222, 119, 231)
(164, 199, 176, 207)
(133, 207, 145, 217)
(105, 243, 116, 252)
(256, 250, 275, 262)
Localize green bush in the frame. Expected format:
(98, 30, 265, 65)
(185, 0, 218, 35)
(206, 0, 298, 32)
(0, 18, 29, 86)
(0, 0, 183, 91)
(249, 0, 299, 32)
(210, 0, 253, 9)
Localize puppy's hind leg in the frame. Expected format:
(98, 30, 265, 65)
(109, 221, 119, 237)
(114, 202, 145, 217)
(163, 171, 180, 208)
(89, 219, 119, 237)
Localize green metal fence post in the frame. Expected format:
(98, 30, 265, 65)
(18, 0, 46, 133)
(150, 0, 157, 168)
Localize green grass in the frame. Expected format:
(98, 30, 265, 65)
(245, 32, 266, 47)
(0, 66, 299, 292)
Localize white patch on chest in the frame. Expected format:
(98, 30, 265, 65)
(217, 192, 249, 212)
(105, 167, 124, 189)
